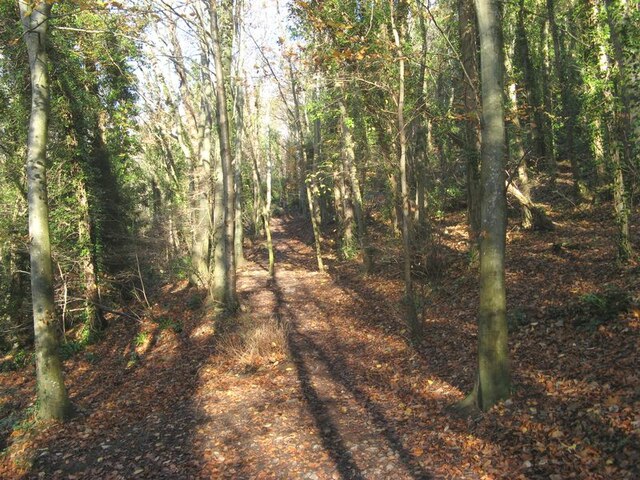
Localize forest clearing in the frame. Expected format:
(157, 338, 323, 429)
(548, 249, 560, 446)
(1, 0, 639, 478)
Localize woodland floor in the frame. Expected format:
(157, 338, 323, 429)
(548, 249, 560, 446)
(1, 188, 640, 479)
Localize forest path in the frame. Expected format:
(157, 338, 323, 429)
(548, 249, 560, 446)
(5, 209, 640, 480)
(9, 216, 461, 480)
(209, 216, 436, 479)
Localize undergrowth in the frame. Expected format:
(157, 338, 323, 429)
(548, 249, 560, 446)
(218, 315, 289, 373)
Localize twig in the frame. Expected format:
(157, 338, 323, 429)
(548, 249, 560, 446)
(67, 297, 143, 323)
(56, 262, 68, 335)
(135, 252, 151, 309)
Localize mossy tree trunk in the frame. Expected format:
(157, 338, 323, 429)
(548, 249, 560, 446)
(458, 0, 482, 259)
(464, 0, 510, 412)
(19, 0, 71, 421)
(391, 0, 419, 339)
(338, 95, 371, 272)
(603, 0, 633, 262)
(209, 0, 238, 310)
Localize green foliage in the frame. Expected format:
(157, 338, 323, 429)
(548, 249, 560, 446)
(575, 287, 631, 329)
(59, 340, 85, 361)
(84, 351, 98, 364)
(59, 325, 100, 360)
(126, 351, 140, 369)
(134, 331, 150, 347)
(155, 317, 183, 334)
(186, 294, 204, 311)
(168, 256, 192, 281)
(339, 235, 359, 260)
(0, 348, 34, 372)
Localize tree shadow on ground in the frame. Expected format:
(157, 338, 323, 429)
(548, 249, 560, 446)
(269, 275, 432, 480)
(268, 214, 640, 479)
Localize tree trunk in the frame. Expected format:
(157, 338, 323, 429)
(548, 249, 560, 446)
(167, 21, 212, 286)
(514, 0, 545, 162)
(77, 179, 104, 332)
(539, 17, 557, 182)
(211, 147, 226, 304)
(19, 0, 71, 421)
(611, 144, 631, 261)
(506, 58, 534, 229)
(232, 18, 246, 268)
(464, 0, 510, 412)
(265, 135, 275, 276)
(458, 0, 482, 259)
(391, 1, 419, 339)
(547, 0, 585, 199)
(338, 95, 371, 272)
(209, 0, 238, 310)
(338, 99, 356, 257)
(234, 142, 245, 267)
(411, 4, 429, 237)
(604, 0, 633, 262)
(506, 182, 554, 231)
(289, 60, 324, 271)
(191, 135, 212, 286)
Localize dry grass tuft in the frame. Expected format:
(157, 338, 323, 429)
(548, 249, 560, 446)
(218, 316, 289, 372)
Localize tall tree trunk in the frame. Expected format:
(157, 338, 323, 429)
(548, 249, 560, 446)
(338, 121, 355, 256)
(463, 0, 510, 412)
(19, 0, 71, 421)
(458, 0, 482, 259)
(506, 35, 534, 230)
(289, 60, 324, 271)
(514, 0, 545, 162)
(232, 5, 246, 268)
(191, 120, 212, 286)
(539, 17, 557, 182)
(601, 0, 633, 262)
(391, 0, 419, 339)
(265, 132, 275, 276)
(234, 140, 245, 267)
(77, 178, 104, 332)
(412, 3, 429, 236)
(167, 21, 212, 286)
(547, 0, 585, 199)
(211, 147, 226, 304)
(338, 96, 371, 272)
(209, 0, 238, 310)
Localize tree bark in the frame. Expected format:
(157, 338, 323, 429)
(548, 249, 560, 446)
(19, 0, 71, 421)
(547, 0, 585, 199)
(506, 182, 554, 231)
(604, 0, 633, 262)
(514, 0, 545, 162)
(464, 0, 510, 412)
(167, 21, 212, 286)
(458, 0, 482, 258)
(391, 0, 419, 339)
(337, 96, 356, 257)
(265, 132, 275, 276)
(539, 17, 557, 182)
(77, 178, 104, 332)
(338, 95, 371, 272)
(289, 59, 324, 272)
(209, 0, 238, 310)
